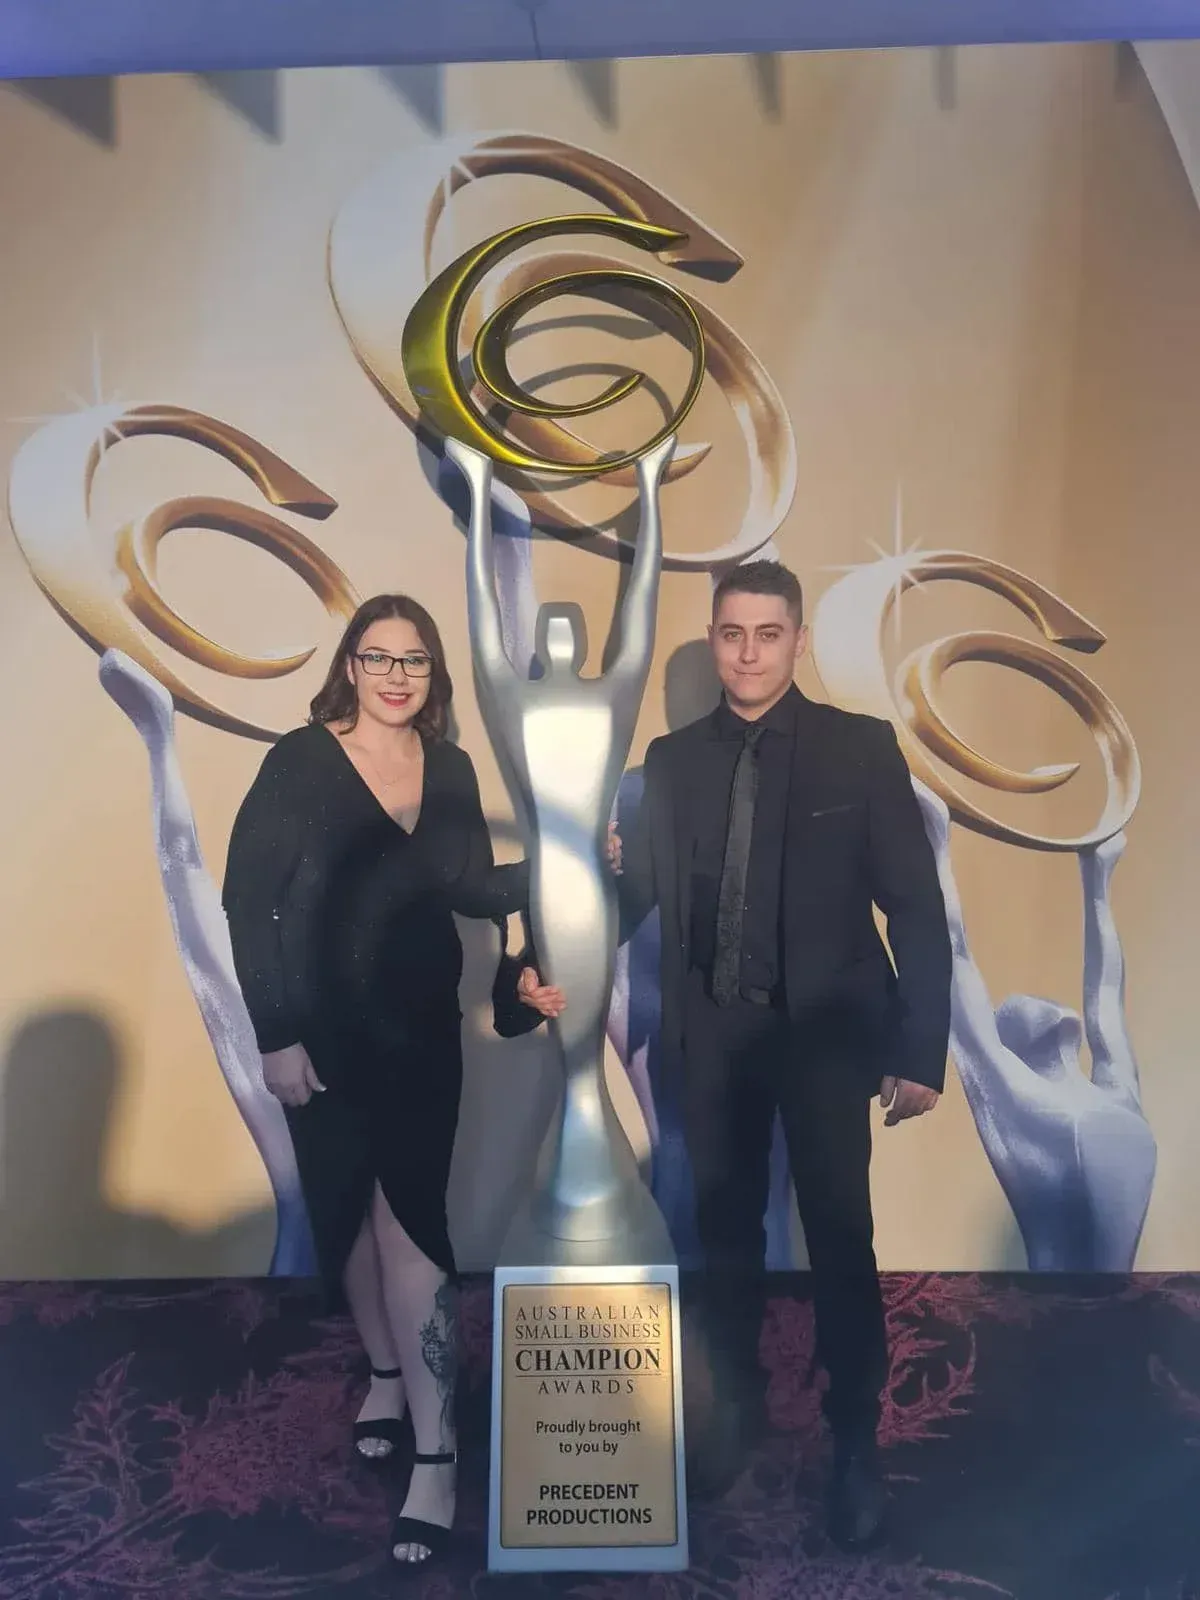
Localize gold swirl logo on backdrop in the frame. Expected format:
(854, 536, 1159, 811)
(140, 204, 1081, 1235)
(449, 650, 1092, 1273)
(6, 402, 358, 740)
(4, 129, 1138, 844)
(810, 550, 1140, 850)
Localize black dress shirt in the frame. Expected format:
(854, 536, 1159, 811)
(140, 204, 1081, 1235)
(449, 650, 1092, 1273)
(688, 685, 798, 997)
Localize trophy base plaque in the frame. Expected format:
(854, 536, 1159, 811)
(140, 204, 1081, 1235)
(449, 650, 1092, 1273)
(487, 1194, 688, 1574)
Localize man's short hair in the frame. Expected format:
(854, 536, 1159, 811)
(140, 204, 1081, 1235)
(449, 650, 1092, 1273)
(712, 560, 804, 627)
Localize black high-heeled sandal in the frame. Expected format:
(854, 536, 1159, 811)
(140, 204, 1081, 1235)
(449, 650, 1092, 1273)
(390, 1450, 457, 1569)
(352, 1365, 410, 1462)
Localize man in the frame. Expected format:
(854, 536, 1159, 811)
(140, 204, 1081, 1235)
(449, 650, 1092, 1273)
(613, 560, 951, 1548)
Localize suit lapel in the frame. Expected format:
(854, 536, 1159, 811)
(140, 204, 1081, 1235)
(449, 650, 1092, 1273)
(671, 727, 714, 949)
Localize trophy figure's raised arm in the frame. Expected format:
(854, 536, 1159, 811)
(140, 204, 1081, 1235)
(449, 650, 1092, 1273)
(445, 435, 675, 1245)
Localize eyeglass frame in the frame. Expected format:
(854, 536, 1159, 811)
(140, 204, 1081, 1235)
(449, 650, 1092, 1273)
(353, 649, 434, 678)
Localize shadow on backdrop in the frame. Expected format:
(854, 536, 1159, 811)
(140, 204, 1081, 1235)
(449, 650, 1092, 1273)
(663, 637, 723, 729)
(0, 1009, 276, 1280)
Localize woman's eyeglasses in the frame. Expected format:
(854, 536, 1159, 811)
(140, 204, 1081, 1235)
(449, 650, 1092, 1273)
(355, 650, 434, 678)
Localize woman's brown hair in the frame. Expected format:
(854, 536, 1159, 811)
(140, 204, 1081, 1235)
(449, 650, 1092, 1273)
(308, 594, 453, 740)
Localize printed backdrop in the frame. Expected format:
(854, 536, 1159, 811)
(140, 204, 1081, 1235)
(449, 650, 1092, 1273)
(0, 42, 1196, 1280)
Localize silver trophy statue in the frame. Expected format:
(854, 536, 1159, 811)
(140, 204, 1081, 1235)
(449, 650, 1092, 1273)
(444, 437, 687, 1575)
(404, 214, 696, 1572)
(444, 435, 675, 1248)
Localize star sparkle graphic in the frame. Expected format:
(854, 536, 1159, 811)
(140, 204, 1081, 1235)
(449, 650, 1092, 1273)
(11, 334, 179, 463)
(823, 486, 926, 643)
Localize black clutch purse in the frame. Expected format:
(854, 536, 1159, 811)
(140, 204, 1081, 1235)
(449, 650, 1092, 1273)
(491, 912, 546, 1039)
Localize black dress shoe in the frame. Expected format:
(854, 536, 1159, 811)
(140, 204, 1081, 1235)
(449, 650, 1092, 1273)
(828, 1448, 887, 1550)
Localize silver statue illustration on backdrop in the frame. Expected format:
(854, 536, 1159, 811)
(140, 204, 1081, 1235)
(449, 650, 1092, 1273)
(444, 435, 676, 1246)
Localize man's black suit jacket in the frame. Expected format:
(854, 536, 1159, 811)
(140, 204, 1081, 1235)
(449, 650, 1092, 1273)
(619, 691, 953, 1093)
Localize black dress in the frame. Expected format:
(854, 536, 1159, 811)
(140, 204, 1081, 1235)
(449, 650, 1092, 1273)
(221, 722, 529, 1303)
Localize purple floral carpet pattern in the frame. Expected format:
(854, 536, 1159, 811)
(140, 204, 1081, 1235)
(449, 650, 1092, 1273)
(1, 1274, 1198, 1600)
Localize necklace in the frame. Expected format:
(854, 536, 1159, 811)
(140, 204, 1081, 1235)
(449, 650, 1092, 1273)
(348, 735, 420, 791)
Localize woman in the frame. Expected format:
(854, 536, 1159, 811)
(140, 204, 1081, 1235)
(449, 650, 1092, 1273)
(222, 594, 563, 1571)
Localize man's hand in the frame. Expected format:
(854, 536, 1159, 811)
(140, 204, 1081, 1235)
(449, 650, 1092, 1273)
(606, 821, 623, 875)
(517, 967, 567, 1020)
(879, 1076, 940, 1127)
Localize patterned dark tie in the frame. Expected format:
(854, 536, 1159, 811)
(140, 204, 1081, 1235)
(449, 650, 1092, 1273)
(711, 722, 766, 1006)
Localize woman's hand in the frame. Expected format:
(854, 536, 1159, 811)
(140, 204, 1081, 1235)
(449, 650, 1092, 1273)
(517, 967, 566, 1020)
(262, 1042, 325, 1108)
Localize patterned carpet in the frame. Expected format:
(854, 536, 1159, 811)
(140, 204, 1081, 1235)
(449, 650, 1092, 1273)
(1, 1273, 1198, 1599)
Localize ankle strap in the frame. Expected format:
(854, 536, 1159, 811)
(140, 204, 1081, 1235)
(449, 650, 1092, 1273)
(412, 1450, 457, 1465)
(369, 1365, 404, 1380)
